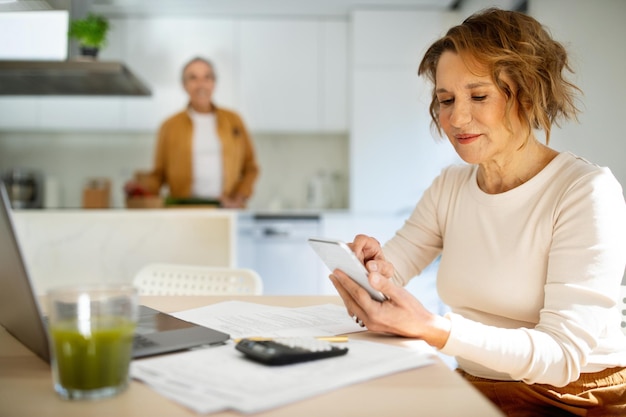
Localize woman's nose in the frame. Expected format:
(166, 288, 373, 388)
(449, 102, 472, 127)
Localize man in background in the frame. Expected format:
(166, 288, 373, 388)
(127, 57, 259, 208)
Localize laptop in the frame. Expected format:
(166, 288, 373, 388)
(0, 183, 230, 362)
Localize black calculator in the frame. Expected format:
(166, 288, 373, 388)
(235, 337, 349, 366)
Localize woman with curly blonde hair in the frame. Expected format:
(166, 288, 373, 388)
(330, 8, 626, 416)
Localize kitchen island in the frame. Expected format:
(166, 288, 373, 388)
(12, 208, 237, 295)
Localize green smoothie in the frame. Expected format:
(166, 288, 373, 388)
(50, 317, 135, 392)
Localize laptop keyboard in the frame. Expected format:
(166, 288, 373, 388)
(133, 334, 158, 349)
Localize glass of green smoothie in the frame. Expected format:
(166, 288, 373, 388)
(47, 283, 138, 400)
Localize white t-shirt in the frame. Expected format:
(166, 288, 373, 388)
(189, 109, 222, 199)
(384, 152, 626, 387)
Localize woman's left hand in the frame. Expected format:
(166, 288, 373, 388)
(330, 268, 451, 349)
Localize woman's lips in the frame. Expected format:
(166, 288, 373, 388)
(455, 133, 481, 145)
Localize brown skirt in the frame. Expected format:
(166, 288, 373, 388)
(457, 367, 626, 417)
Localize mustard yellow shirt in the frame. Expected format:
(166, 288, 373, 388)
(145, 105, 259, 202)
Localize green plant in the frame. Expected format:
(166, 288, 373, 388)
(68, 13, 109, 48)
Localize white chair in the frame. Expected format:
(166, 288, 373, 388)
(619, 285, 626, 334)
(133, 263, 263, 296)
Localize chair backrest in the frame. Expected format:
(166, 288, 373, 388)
(133, 263, 263, 296)
(619, 285, 626, 334)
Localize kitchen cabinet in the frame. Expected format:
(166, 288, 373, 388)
(319, 20, 349, 132)
(321, 211, 407, 294)
(0, 16, 347, 133)
(322, 211, 407, 246)
(0, 10, 68, 61)
(0, 96, 123, 132)
(39, 97, 123, 130)
(239, 19, 319, 132)
(239, 19, 348, 132)
(237, 213, 324, 295)
(0, 97, 40, 129)
(111, 17, 238, 131)
(322, 210, 446, 315)
(349, 10, 461, 214)
(321, 210, 445, 315)
(235, 210, 404, 296)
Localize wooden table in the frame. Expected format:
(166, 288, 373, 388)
(0, 295, 503, 416)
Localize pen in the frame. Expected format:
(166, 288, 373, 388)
(233, 336, 349, 343)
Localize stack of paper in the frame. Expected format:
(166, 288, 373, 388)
(171, 301, 367, 339)
(131, 301, 435, 414)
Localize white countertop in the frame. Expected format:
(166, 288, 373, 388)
(12, 209, 238, 295)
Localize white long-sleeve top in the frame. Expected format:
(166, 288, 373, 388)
(384, 152, 626, 387)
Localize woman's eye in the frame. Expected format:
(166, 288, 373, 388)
(438, 98, 454, 106)
(472, 95, 487, 101)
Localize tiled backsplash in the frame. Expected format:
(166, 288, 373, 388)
(0, 131, 349, 210)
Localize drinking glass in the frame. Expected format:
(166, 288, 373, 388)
(47, 283, 138, 400)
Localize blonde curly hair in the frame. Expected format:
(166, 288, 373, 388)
(418, 8, 581, 144)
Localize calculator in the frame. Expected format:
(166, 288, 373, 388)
(235, 337, 349, 366)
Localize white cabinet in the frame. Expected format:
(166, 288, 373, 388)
(0, 97, 40, 129)
(239, 19, 319, 132)
(0, 97, 123, 132)
(320, 20, 349, 132)
(0, 10, 68, 61)
(322, 211, 407, 243)
(352, 11, 457, 69)
(350, 10, 461, 214)
(39, 97, 123, 131)
(239, 18, 348, 132)
(110, 17, 238, 131)
(0, 17, 348, 133)
(321, 211, 446, 316)
(320, 211, 408, 295)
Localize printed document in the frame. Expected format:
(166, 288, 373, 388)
(132, 339, 434, 414)
(171, 300, 367, 338)
(131, 301, 435, 414)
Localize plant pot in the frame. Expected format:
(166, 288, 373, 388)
(79, 46, 100, 59)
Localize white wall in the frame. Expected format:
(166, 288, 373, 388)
(459, 0, 626, 196)
(349, 10, 462, 215)
(350, 0, 626, 216)
(528, 0, 626, 196)
(492, 1, 626, 286)
(462, 0, 626, 284)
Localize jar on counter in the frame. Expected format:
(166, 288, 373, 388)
(82, 178, 111, 209)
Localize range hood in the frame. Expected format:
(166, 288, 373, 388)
(0, 60, 152, 96)
(0, 2, 151, 96)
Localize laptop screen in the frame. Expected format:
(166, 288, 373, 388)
(0, 183, 231, 362)
(0, 183, 50, 362)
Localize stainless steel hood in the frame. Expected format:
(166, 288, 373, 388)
(0, 1, 150, 96)
(0, 60, 152, 96)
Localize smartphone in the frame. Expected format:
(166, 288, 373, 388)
(308, 237, 386, 302)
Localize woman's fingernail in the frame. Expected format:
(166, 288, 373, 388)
(369, 262, 378, 272)
(370, 273, 380, 286)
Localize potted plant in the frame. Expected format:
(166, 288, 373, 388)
(68, 13, 110, 59)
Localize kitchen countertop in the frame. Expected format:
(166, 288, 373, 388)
(239, 208, 350, 218)
(12, 209, 238, 295)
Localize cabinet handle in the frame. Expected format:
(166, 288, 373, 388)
(262, 227, 290, 237)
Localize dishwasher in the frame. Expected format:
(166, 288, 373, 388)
(236, 213, 324, 295)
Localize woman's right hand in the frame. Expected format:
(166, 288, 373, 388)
(349, 234, 395, 279)
(332, 234, 451, 348)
